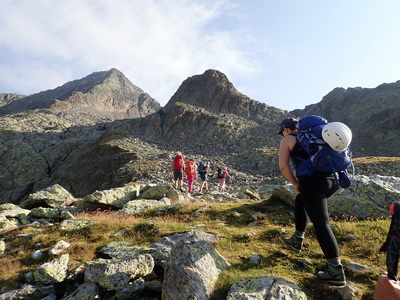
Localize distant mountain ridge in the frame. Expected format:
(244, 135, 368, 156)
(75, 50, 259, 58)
(0, 68, 160, 120)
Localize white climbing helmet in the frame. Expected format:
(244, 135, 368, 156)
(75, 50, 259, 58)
(322, 122, 352, 151)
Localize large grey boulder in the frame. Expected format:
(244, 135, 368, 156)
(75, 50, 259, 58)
(0, 203, 30, 218)
(0, 203, 31, 230)
(227, 276, 307, 299)
(149, 230, 221, 267)
(328, 175, 400, 218)
(32, 254, 69, 284)
(62, 282, 101, 300)
(139, 184, 180, 202)
(117, 198, 170, 215)
(20, 184, 76, 209)
(84, 254, 154, 291)
(83, 184, 141, 208)
(272, 175, 400, 218)
(98, 241, 154, 260)
(162, 232, 230, 300)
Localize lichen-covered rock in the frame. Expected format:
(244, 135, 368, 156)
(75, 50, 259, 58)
(32, 254, 69, 284)
(29, 207, 61, 219)
(62, 282, 101, 300)
(20, 184, 76, 209)
(115, 278, 145, 300)
(150, 230, 221, 267)
(117, 199, 168, 215)
(227, 276, 307, 299)
(0, 284, 55, 300)
(84, 254, 154, 291)
(328, 175, 400, 218)
(59, 220, 94, 232)
(83, 184, 141, 208)
(0, 215, 21, 230)
(0, 240, 5, 256)
(272, 175, 400, 218)
(162, 237, 230, 300)
(139, 184, 180, 202)
(0, 203, 31, 218)
(98, 241, 154, 260)
(48, 240, 71, 256)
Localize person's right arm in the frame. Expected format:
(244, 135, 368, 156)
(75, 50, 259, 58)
(278, 135, 300, 192)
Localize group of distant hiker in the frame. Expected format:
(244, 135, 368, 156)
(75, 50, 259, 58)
(171, 152, 231, 193)
(278, 115, 400, 298)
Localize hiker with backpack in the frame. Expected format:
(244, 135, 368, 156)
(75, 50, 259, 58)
(198, 160, 210, 192)
(217, 166, 231, 192)
(185, 158, 197, 192)
(172, 152, 185, 192)
(278, 115, 352, 286)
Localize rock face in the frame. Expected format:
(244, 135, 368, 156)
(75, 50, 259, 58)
(291, 82, 400, 157)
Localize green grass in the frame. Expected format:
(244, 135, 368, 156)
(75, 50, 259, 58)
(0, 197, 390, 299)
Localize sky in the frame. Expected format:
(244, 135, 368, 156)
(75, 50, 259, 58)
(1, 0, 400, 111)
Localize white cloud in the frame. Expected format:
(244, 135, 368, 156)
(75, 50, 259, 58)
(0, 0, 260, 105)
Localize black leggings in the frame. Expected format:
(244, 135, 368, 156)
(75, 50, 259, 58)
(295, 172, 340, 259)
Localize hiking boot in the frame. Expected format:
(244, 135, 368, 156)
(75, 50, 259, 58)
(317, 262, 346, 286)
(284, 233, 303, 252)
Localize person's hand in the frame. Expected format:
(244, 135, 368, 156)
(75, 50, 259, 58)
(293, 181, 300, 193)
(374, 273, 400, 300)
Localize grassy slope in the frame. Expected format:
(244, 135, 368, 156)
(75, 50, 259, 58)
(0, 196, 389, 300)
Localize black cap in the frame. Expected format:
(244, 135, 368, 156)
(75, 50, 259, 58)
(278, 118, 297, 135)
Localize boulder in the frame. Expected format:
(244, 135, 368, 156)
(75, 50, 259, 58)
(32, 254, 69, 284)
(117, 199, 170, 215)
(98, 241, 154, 260)
(48, 240, 71, 256)
(29, 207, 61, 220)
(227, 276, 307, 299)
(0, 203, 30, 218)
(149, 230, 221, 267)
(0, 216, 20, 230)
(328, 175, 400, 218)
(139, 184, 180, 202)
(162, 232, 230, 299)
(20, 184, 76, 209)
(62, 282, 101, 300)
(0, 284, 54, 300)
(83, 184, 141, 208)
(84, 254, 154, 291)
(0, 240, 5, 256)
(272, 175, 400, 218)
(59, 220, 94, 232)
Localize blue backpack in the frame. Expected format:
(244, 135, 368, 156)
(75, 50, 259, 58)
(291, 115, 353, 188)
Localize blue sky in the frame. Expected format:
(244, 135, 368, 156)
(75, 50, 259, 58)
(1, 0, 400, 111)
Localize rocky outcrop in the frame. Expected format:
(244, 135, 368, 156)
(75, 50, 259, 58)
(273, 175, 400, 218)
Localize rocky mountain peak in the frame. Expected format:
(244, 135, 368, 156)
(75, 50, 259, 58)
(165, 69, 283, 123)
(0, 68, 161, 119)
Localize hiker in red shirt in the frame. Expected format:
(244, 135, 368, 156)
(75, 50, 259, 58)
(172, 152, 185, 192)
